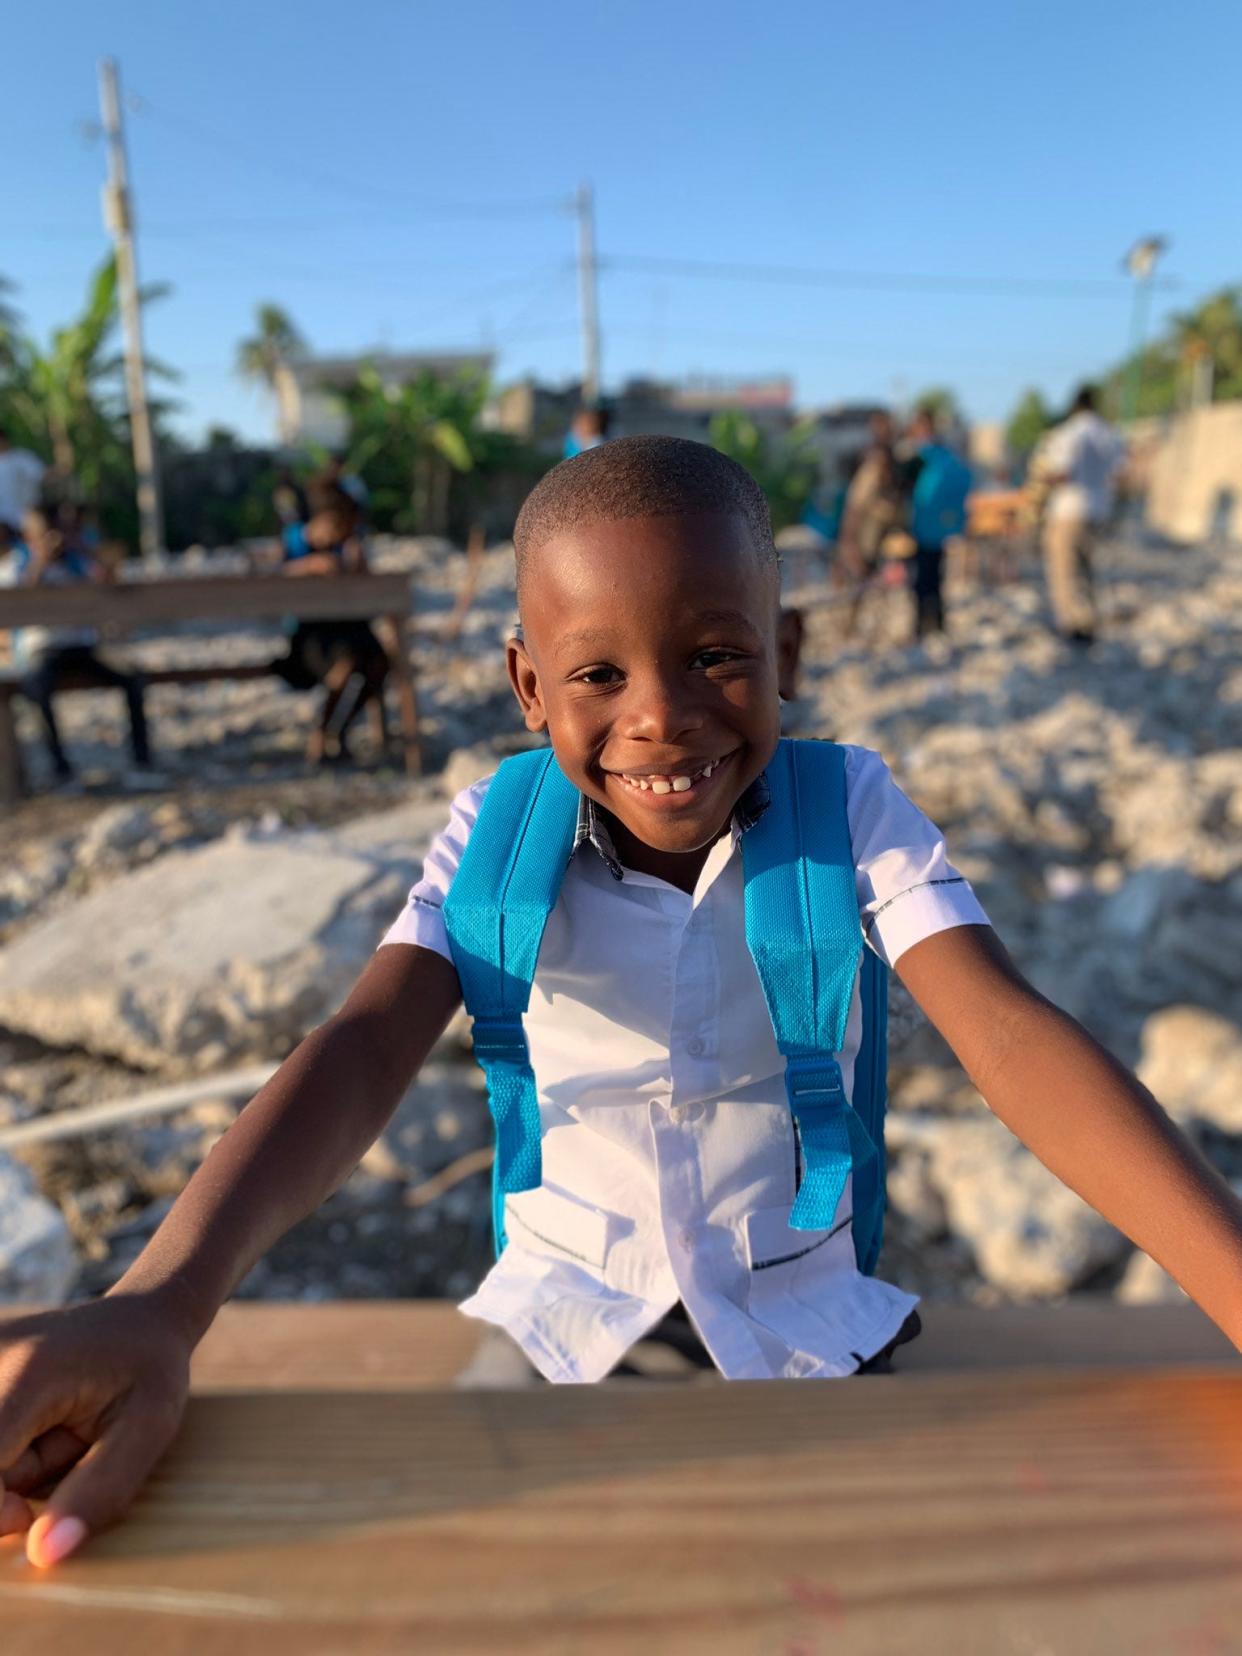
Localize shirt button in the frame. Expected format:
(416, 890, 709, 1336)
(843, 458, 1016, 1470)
(687, 1036, 705, 1057)
(666, 1103, 687, 1126)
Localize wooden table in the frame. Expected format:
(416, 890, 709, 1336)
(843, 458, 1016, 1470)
(0, 572, 420, 800)
(5, 1303, 1242, 1653)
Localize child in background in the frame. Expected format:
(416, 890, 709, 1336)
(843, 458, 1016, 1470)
(273, 481, 389, 764)
(4, 436, 1242, 1568)
(0, 507, 153, 786)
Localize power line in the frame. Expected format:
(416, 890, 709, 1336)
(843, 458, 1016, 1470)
(602, 252, 1180, 300)
(130, 94, 570, 220)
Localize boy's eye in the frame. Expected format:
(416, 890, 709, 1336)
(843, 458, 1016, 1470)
(572, 665, 621, 686)
(692, 648, 744, 669)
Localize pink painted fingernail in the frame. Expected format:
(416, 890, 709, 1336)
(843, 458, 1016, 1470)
(32, 1516, 88, 1566)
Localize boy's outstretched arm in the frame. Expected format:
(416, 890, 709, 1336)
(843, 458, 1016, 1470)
(0, 943, 459, 1564)
(897, 925, 1242, 1351)
(109, 942, 462, 1345)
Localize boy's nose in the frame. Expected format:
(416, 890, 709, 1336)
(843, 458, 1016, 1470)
(620, 678, 704, 744)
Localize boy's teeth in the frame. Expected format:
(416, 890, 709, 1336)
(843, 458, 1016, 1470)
(649, 778, 672, 795)
(671, 775, 692, 792)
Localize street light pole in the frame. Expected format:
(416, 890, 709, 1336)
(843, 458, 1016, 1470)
(1121, 235, 1169, 426)
(98, 56, 164, 562)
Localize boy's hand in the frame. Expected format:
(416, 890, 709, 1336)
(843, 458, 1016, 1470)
(0, 1293, 192, 1568)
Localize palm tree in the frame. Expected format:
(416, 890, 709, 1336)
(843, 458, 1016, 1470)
(237, 304, 307, 444)
(2, 258, 128, 477)
(337, 365, 495, 533)
(709, 411, 821, 533)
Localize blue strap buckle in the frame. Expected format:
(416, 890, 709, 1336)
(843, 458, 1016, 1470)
(784, 1055, 846, 1115)
(471, 1017, 530, 1066)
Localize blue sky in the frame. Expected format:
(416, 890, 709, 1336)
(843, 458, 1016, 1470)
(6, 0, 1240, 443)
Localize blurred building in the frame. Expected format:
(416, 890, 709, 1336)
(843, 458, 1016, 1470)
(274, 351, 494, 448)
(491, 374, 798, 457)
(800, 404, 888, 487)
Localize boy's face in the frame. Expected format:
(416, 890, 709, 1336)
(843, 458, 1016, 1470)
(508, 511, 782, 865)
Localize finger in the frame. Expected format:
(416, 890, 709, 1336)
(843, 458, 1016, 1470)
(28, 1390, 183, 1566)
(2, 1426, 89, 1496)
(1, 1486, 35, 1538)
(0, 1358, 74, 1477)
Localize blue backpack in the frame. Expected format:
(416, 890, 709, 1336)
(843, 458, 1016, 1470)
(442, 738, 891, 1274)
(911, 442, 972, 546)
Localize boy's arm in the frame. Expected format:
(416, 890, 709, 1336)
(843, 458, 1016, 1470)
(107, 943, 461, 1348)
(896, 924, 1242, 1351)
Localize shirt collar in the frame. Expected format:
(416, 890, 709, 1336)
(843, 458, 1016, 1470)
(573, 770, 772, 882)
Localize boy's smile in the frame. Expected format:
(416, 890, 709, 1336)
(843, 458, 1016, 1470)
(508, 510, 782, 889)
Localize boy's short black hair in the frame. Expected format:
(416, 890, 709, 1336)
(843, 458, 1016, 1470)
(514, 434, 776, 597)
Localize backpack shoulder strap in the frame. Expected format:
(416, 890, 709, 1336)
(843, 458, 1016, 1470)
(442, 748, 578, 1249)
(741, 738, 882, 1236)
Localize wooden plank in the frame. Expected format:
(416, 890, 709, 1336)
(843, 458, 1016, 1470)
(188, 1303, 483, 1391)
(3, 1302, 1234, 1393)
(6, 1368, 1242, 1652)
(0, 573, 412, 632)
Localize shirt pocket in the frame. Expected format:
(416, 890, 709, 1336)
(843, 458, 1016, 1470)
(743, 1202, 862, 1359)
(504, 1182, 612, 1274)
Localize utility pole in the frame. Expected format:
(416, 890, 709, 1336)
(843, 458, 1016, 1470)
(99, 57, 164, 561)
(574, 181, 601, 408)
(1120, 235, 1169, 426)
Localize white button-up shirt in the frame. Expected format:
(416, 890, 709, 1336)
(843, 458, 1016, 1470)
(380, 744, 989, 1382)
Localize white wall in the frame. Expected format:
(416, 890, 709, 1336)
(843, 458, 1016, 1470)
(1142, 402, 1242, 544)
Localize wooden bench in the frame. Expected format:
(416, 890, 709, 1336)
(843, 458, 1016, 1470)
(0, 572, 421, 805)
(2, 1303, 1239, 1649)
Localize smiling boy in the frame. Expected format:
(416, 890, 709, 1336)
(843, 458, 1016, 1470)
(3, 436, 1242, 1565)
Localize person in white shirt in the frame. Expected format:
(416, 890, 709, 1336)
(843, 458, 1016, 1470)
(6, 437, 1242, 1572)
(0, 426, 45, 537)
(1039, 385, 1126, 643)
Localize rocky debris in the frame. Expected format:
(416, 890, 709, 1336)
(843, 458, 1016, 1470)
(360, 1059, 490, 1183)
(1138, 1006, 1242, 1135)
(0, 797, 450, 1072)
(0, 1152, 77, 1305)
(886, 1114, 1130, 1298)
(1115, 1249, 1187, 1306)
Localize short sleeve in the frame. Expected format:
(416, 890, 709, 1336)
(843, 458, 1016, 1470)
(843, 745, 990, 968)
(376, 774, 494, 960)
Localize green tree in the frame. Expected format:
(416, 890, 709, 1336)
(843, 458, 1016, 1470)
(237, 303, 305, 386)
(1101, 283, 1242, 418)
(335, 364, 529, 534)
(237, 304, 306, 442)
(708, 412, 821, 533)
(1005, 389, 1052, 457)
(0, 257, 177, 542)
(912, 386, 962, 428)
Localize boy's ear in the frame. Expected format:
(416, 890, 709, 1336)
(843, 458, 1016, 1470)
(506, 637, 548, 733)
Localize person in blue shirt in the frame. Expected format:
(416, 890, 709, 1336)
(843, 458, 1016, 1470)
(0, 508, 152, 785)
(901, 411, 973, 641)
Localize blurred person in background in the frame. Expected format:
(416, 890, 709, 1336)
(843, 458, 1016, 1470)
(272, 465, 309, 529)
(838, 411, 906, 636)
(323, 452, 370, 525)
(0, 425, 45, 535)
(901, 410, 972, 644)
(0, 506, 153, 787)
(563, 403, 611, 459)
(1038, 385, 1125, 645)
(272, 479, 389, 764)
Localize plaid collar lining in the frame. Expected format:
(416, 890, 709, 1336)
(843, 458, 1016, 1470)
(572, 771, 773, 881)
